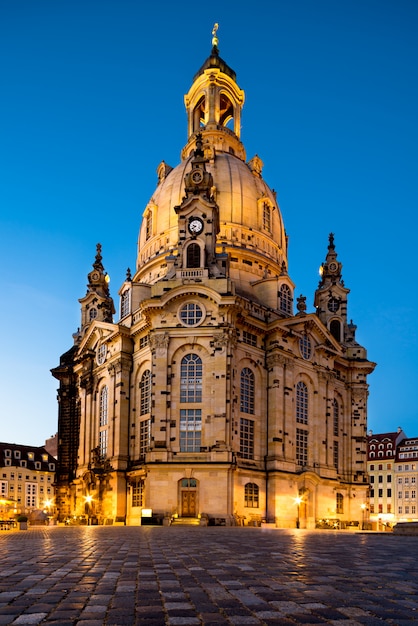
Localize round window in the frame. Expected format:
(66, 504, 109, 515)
(179, 302, 204, 326)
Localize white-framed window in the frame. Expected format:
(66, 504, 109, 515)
(242, 331, 257, 347)
(139, 419, 151, 456)
(180, 409, 202, 452)
(132, 480, 144, 507)
(333, 399, 339, 436)
(263, 202, 271, 232)
(296, 428, 308, 466)
(140, 370, 152, 415)
(99, 386, 108, 426)
(240, 418, 254, 459)
(121, 289, 130, 318)
(89, 307, 98, 321)
(299, 336, 312, 360)
(279, 284, 292, 315)
(296, 381, 308, 424)
(244, 482, 259, 508)
(240, 368, 255, 415)
(25, 482, 37, 508)
(179, 302, 204, 326)
(180, 354, 202, 403)
(97, 344, 107, 365)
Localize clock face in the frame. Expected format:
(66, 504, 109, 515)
(191, 170, 203, 184)
(328, 261, 338, 272)
(188, 218, 204, 234)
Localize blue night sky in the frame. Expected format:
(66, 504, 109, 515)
(1, 0, 417, 445)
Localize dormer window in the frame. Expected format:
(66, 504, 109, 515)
(146, 211, 152, 240)
(121, 289, 130, 318)
(28, 452, 34, 461)
(14, 450, 21, 459)
(263, 202, 271, 233)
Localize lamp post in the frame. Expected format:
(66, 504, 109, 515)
(360, 503, 366, 530)
(85, 494, 93, 525)
(295, 496, 302, 528)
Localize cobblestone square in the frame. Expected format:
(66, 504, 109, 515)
(0, 526, 417, 625)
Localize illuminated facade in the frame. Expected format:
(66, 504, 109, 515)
(52, 36, 375, 528)
(0, 442, 56, 519)
(367, 430, 418, 529)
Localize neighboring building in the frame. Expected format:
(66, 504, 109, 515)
(52, 33, 375, 528)
(44, 433, 58, 459)
(0, 442, 56, 519)
(367, 429, 406, 529)
(395, 437, 418, 523)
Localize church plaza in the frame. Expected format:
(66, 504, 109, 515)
(0, 526, 417, 625)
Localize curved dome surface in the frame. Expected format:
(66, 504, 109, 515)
(136, 150, 287, 284)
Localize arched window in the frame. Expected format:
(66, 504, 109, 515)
(99, 385, 108, 459)
(263, 202, 271, 232)
(121, 290, 130, 318)
(330, 319, 341, 342)
(186, 243, 201, 268)
(279, 284, 292, 315)
(296, 381, 308, 424)
(140, 370, 151, 415)
(89, 307, 98, 321)
(193, 95, 205, 131)
(333, 399, 339, 436)
(99, 386, 108, 426)
(244, 483, 259, 508)
(240, 367, 255, 414)
(146, 211, 152, 240)
(180, 354, 202, 403)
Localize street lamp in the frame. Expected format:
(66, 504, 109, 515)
(294, 496, 303, 528)
(85, 494, 93, 525)
(360, 503, 366, 530)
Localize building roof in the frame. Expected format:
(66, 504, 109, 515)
(0, 442, 56, 471)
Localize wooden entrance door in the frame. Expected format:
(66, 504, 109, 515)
(181, 490, 197, 517)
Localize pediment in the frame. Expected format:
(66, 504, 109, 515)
(78, 321, 117, 353)
(278, 314, 343, 355)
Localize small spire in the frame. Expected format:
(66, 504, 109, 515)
(126, 267, 132, 282)
(93, 243, 104, 272)
(212, 23, 219, 52)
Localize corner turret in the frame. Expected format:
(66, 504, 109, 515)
(76, 244, 115, 340)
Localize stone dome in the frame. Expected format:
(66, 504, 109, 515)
(135, 48, 288, 290)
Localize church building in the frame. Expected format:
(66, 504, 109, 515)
(52, 30, 375, 528)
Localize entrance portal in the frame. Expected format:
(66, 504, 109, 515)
(180, 478, 198, 517)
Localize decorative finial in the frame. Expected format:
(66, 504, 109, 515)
(328, 232, 335, 250)
(212, 23, 219, 49)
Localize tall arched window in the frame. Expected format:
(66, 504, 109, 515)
(186, 243, 201, 268)
(99, 386, 108, 427)
(263, 202, 271, 232)
(296, 381, 308, 424)
(180, 354, 202, 403)
(145, 211, 152, 240)
(333, 399, 339, 436)
(330, 319, 341, 342)
(240, 367, 255, 414)
(279, 284, 292, 315)
(140, 370, 151, 415)
(99, 385, 108, 459)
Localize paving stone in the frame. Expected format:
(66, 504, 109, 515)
(1, 527, 418, 624)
